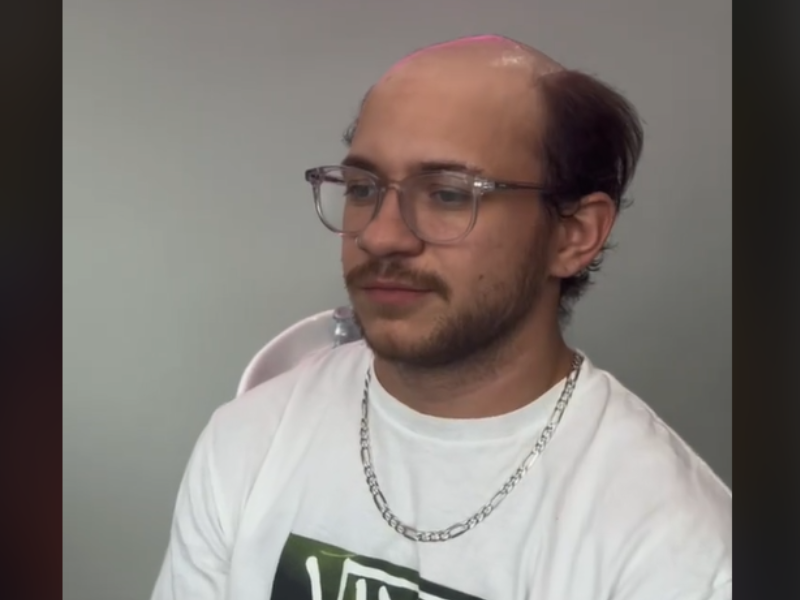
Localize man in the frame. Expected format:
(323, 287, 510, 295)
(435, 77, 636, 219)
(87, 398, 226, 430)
(152, 35, 731, 600)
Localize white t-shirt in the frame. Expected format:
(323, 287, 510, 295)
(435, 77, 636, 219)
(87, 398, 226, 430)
(151, 342, 731, 600)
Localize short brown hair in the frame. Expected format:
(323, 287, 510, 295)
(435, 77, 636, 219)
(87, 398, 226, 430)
(535, 70, 644, 319)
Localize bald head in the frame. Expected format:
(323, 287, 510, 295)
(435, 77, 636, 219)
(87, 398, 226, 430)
(389, 34, 564, 80)
(365, 36, 562, 137)
(345, 36, 567, 166)
(346, 36, 563, 186)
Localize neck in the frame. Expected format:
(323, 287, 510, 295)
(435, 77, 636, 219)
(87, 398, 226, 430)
(372, 313, 574, 419)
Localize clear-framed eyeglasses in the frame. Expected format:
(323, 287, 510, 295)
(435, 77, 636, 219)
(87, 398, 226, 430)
(305, 165, 554, 245)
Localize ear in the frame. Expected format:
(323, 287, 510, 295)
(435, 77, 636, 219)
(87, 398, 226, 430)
(549, 192, 617, 279)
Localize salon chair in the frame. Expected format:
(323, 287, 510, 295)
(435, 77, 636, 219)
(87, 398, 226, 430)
(236, 306, 362, 395)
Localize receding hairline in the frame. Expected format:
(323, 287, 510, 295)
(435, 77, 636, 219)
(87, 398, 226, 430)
(342, 66, 567, 149)
(342, 36, 569, 147)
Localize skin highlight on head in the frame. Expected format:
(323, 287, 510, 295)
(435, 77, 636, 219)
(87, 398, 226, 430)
(341, 35, 620, 418)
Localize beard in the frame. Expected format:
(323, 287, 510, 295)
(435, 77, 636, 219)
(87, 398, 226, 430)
(344, 233, 550, 372)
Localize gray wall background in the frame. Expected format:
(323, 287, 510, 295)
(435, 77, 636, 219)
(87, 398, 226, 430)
(63, 1, 732, 599)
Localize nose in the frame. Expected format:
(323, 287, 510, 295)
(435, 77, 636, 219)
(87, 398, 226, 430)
(356, 187, 424, 257)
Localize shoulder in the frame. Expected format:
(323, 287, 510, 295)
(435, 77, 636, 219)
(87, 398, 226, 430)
(589, 366, 731, 513)
(570, 360, 731, 594)
(210, 340, 370, 448)
(200, 341, 370, 495)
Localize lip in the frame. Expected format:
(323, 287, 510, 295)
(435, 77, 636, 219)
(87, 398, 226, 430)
(360, 281, 431, 305)
(361, 280, 429, 292)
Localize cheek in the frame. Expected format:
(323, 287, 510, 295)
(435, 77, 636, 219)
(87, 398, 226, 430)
(445, 249, 504, 299)
(457, 232, 532, 294)
(470, 268, 509, 297)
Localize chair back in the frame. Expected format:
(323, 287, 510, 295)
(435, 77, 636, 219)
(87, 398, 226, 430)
(236, 306, 361, 395)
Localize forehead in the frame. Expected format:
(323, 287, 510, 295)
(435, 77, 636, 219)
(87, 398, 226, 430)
(348, 69, 543, 179)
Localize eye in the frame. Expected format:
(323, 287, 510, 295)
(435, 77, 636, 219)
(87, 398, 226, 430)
(429, 188, 472, 207)
(345, 182, 376, 201)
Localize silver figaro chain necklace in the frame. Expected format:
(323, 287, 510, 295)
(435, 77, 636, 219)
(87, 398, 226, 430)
(359, 352, 584, 543)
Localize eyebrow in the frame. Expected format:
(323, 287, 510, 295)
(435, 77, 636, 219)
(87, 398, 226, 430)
(341, 155, 485, 178)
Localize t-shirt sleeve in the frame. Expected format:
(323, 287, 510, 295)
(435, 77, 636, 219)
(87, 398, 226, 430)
(607, 498, 732, 600)
(150, 413, 231, 600)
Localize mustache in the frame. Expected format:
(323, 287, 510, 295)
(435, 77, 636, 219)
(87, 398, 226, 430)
(345, 260, 450, 300)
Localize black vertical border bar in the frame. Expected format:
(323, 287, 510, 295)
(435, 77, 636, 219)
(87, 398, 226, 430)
(734, 0, 800, 597)
(0, 3, 63, 598)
